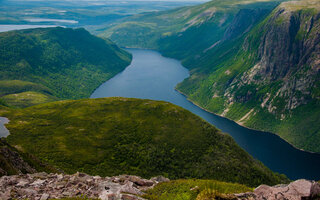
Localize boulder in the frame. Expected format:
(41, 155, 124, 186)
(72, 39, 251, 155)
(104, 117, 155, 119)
(238, 179, 320, 200)
(128, 176, 154, 187)
(151, 176, 170, 183)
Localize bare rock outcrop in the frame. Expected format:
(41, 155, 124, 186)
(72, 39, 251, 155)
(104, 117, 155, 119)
(236, 179, 320, 200)
(0, 172, 169, 200)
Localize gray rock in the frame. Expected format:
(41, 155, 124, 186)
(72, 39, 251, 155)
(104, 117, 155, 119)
(30, 179, 46, 186)
(17, 180, 29, 187)
(121, 181, 144, 195)
(129, 176, 154, 187)
(311, 182, 320, 199)
(40, 193, 49, 200)
(150, 176, 169, 183)
(239, 179, 318, 200)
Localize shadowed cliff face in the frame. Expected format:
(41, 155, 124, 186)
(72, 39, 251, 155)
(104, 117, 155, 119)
(223, 9, 269, 41)
(253, 9, 319, 82)
(231, 5, 320, 111)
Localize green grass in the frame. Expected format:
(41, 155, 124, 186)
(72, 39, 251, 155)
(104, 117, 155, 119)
(2, 91, 58, 108)
(3, 97, 287, 187)
(143, 179, 252, 200)
(0, 80, 56, 108)
(0, 80, 52, 97)
(51, 198, 98, 200)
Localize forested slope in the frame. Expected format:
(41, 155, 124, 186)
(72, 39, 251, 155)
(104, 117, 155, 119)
(0, 27, 131, 107)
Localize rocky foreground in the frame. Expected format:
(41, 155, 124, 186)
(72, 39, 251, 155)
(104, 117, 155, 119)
(0, 172, 319, 200)
(0, 172, 169, 200)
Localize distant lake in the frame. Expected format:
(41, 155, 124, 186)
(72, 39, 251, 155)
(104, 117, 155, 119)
(0, 25, 61, 32)
(0, 117, 10, 138)
(24, 18, 78, 24)
(91, 49, 320, 181)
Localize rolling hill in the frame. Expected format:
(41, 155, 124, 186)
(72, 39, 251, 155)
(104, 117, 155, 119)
(0, 27, 132, 107)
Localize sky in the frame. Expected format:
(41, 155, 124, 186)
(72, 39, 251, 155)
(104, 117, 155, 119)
(4, 0, 209, 1)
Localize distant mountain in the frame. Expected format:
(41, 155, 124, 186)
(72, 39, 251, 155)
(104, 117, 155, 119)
(99, 0, 284, 62)
(2, 97, 287, 187)
(0, 27, 131, 107)
(101, 0, 320, 153)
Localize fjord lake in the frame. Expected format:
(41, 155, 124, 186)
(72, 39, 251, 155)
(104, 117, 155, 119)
(91, 49, 320, 180)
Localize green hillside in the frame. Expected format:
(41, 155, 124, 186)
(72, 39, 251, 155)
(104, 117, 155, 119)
(177, 0, 320, 152)
(2, 97, 287, 187)
(0, 27, 131, 107)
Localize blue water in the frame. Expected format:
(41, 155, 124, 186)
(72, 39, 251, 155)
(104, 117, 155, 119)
(91, 49, 320, 181)
(0, 25, 61, 33)
(0, 117, 10, 138)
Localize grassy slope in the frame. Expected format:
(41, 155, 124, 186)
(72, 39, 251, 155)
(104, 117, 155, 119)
(0, 80, 57, 108)
(143, 179, 252, 200)
(1, 91, 58, 108)
(3, 98, 287, 187)
(0, 27, 131, 107)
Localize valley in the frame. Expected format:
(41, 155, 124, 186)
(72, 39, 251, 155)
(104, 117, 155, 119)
(91, 49, 320, 181)
(102, 0, 320, 154)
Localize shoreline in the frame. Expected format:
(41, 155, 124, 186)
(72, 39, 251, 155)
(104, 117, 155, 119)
(89, 57, 133, 98)
(91, 47, 320, 156)
(174, 88, 320, 155)
(131, 47, 320, 156)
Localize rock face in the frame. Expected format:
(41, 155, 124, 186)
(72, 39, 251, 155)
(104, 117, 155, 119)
(0, 139, 37, 176)
(236, 179, 320, 200)
(231, 3, 320, 114)
(0, 172, 169, 200)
